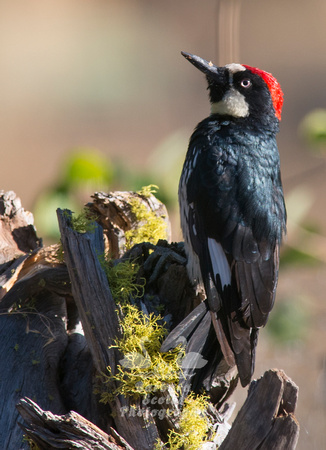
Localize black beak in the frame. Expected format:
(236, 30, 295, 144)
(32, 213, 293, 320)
(181, 51, 220, 77)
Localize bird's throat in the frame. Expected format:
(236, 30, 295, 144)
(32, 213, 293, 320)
(211, 88, 249, 118)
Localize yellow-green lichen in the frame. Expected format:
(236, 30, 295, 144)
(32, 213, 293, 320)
(166, 392, 212, 450)
(100, 304, 184, 401)
(125, 185, 168, 250)
(56, 208, 98, 263)
(68, 208, 98, 234)
(22, 434, 40, 450)
(100, 256, 145, 305)
(137, 184, 159, 198)
(98, 218, 183, 413)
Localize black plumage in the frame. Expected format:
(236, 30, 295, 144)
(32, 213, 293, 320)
(163, 52, 286, 388)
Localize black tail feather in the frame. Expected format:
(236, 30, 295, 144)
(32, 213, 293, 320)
(160, 301, 207, 353)
(161, 300, 238, 404)
(178, 307, 212, 402)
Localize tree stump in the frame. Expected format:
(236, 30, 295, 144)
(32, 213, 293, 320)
(0, 190, 299, 449)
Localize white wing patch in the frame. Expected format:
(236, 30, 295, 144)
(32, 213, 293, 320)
(207, 238, 231, 288)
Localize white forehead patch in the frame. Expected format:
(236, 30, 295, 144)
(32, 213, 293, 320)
(225, 63, 246, 73)
(211, 87, 249, 118)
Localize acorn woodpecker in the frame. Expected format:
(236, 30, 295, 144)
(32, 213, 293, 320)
(176, 52, 286, 387)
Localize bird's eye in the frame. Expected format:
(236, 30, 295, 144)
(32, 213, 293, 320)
(240, 79, 251, 88)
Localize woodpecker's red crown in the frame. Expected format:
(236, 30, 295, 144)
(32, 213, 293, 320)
(182, 51, 284, 122)
(243, 65, 283, 120)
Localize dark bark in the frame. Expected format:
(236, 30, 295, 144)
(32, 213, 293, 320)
(17, 397, 134, 450)
(17, 370, 299, 450)
(0, 190, 299, 449)
(220, 369, 299, 450)
(57, 209, 160, 450)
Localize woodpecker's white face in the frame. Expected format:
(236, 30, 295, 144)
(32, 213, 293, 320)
(210, 63, 249, 118)
(181, 52, 283, 122)
(211, 87, 249, 118)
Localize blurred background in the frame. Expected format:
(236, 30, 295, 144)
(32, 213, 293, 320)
(1, 0, 326, 448)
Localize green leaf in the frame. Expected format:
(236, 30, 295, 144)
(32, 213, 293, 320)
(299, 108, 326, 152)
(266, 297, 309, 344)
(63, 148, 114, 187)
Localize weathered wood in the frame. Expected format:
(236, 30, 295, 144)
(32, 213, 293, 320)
(88, 190, 171, 258)
(0, 204, 103, 448)
(0, 190, 40, 265)
(220, 369, 299, 450)
(16, 369, 299, 450)
(0, 191, 300, 449)
(0, 194, 68, 448)
(57, 209, 120, 372)
(57, 209, 160, 450)
(17, 397, 134, 450)
(0, 284, 69, 448)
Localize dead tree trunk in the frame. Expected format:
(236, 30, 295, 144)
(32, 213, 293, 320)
(16, 369, 299, 450)
(0, 190, 299, 449)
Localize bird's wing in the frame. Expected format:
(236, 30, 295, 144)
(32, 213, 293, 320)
(186, 187, 256, 384)
(184, 131, 282, 385)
